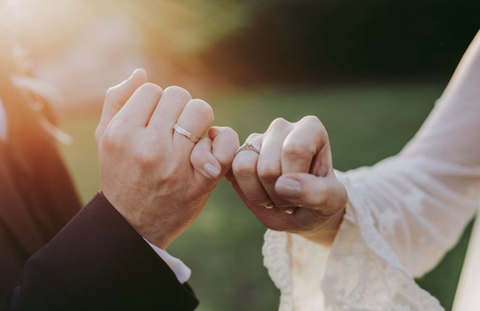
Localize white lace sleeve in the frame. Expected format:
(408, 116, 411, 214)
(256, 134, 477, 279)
(263, 30, 480, 311)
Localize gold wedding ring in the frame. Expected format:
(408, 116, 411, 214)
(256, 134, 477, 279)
(173, 124, 200, 143)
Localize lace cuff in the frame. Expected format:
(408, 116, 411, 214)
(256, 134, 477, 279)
(263, 173, 444, 311)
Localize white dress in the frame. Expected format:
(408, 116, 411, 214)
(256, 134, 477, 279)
(263, 30, 480, 311)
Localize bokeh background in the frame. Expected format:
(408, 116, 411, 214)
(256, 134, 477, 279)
(2, 0, 480, 310)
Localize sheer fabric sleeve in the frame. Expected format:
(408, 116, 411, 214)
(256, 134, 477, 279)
(263, 30, 480, 311)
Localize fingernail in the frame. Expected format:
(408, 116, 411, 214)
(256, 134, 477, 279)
(276, 178, 301, 199)
(203, 163, 221, 179)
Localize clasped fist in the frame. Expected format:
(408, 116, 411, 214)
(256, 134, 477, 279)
(96, 70, 239, 249)
(228, 116, 348, 245)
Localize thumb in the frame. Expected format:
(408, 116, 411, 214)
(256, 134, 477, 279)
(275, 173, 348, 214)
(95, 68, 148, 146)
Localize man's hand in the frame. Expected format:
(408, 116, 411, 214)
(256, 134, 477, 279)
(96, 69, 239, 249)
(228, 116, 347, 246)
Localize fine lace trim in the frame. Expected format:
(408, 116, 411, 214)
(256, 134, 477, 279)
(263, 174, 444, 311)
(263, 229, 295, 311)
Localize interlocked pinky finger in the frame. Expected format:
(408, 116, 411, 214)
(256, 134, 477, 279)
(232, 138, 271, 207)
(209, 127, 240, 171)
(191, 137, 223, 180)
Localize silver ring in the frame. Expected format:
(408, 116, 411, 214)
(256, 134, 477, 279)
(173, 124, 200, 143)
(235, 141, 261, 156)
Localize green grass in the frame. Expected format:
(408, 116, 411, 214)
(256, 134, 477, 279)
(59, 83, 468, 311)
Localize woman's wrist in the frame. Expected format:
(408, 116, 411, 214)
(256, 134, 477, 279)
(298, 206, 346, 247)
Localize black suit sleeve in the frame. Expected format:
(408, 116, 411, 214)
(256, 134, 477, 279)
(0, 193, 199, 311)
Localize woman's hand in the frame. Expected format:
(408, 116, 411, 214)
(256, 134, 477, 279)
(228, 116, 347, 246)
(96, 69, 239, 249)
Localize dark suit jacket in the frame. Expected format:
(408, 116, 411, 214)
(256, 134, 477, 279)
(1, 193, 199, 311)
(0, 80, 199, 310)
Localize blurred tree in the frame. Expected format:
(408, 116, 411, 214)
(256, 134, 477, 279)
(116, 0, 251, 69)
(204, 0, 480, 84)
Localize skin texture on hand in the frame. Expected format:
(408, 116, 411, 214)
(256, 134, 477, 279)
(228, 116, 348, 246)
(96, 69, 239, 249)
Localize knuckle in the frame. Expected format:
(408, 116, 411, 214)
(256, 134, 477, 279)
(134, 148, 158, 167)
(186, 99, 214, 122)
(138, 82, 163, 96)
(164, 86, 192, 101)
(311, 185, 330, 207)
(104, 86, 123, 107)
(257, 163, 281, 181)
(283, 140, 316, 159)
(306, 116, 328, 137)
(232, 157, 256, 177)
(101, 127, 124, 151)
(301, 115, 322, 125)
(313, 194, 329, 208)
(161, 162, 178, 181)
(246, 132, 262, 141)
(105, 86, 118, 99)
(269, 117, 289, 129)
(301, 115, 325, 130)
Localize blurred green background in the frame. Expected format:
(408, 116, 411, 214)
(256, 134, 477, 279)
(59, 83, 472, 311)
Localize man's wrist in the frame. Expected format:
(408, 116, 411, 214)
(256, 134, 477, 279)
(99, 190, 174, 249)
